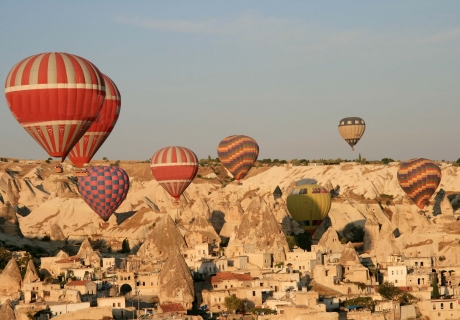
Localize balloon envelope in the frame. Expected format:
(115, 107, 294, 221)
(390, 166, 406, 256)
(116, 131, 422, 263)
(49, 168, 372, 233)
(69, 74, 121, 168)
(397, 158, 441, 210)
(338, 117, 365, 151)
(5, 52, 105, 161)
(217, 135, 259, 181)
(150, 146, 199, 201)
(78, 166, 130, 221)
(287, 184, 331, 235)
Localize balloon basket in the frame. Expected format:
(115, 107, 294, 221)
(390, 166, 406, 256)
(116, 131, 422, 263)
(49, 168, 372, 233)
(54, 164, 63, 173)
(75, 169, 89, 177)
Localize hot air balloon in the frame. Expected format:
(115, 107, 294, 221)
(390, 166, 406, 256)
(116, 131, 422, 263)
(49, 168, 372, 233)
(150, 146, 199, 202)
(286, 184, 331, 235)
(217, 135, 259, 182)
(78, 166, 130, 221)
(397, 158, 441, 210)
(338, 117, 365, 151)
(68, 74, 121, 168)
(4, 52, 106, 162)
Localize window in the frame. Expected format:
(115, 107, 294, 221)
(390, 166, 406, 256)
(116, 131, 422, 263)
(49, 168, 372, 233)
(421, 262, 424, 267)
(441, 303, 444, 310)
(395, 280, 398, 283)
(450, 303, 454, 309)
(113, 303, 116, 307)
(214, 285, 217, 288)
(260, 283, 263, 286)
(433, 304, 436, 310)
(392, 271, 394, 275)
(118, 303, 121, 307)
(253, 291, 256, 296)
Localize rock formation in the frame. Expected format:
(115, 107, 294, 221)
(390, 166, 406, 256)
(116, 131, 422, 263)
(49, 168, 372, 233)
(228, 197, 289, 262)
(22, 260, 39, 284)
(77, 238, 101, 267)
(339, 242, 361, 266)
(184, 213, 220, 247)
(137, 215, 188, 264)
(158, 251, 194, 308)
(0, 258, 22, 298)
(0, 299, 15, 320)
(363, 212, 380, 252)
(50, 223, 66, 241)
(318, 227, 344, 253)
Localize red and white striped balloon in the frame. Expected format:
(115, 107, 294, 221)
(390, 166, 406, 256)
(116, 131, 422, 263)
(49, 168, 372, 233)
(68, 74, 121, 168)
(4, 52, 106, 161)
(150, 146, 199, 201)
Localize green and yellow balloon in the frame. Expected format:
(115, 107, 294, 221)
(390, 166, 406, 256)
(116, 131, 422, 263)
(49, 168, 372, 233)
(287, 184, 331, 235)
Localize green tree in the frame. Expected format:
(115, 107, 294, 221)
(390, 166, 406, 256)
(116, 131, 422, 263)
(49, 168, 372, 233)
(294, 232, 311, 251)
(285, 235, 296, 250)
(456, 158, 460, 164)
(342, 223, 365, 242)
(382, 158, 395, 165)
(103, 157, 108, 162)
(0, 247, 12, 270)
(432, 274, 440, 299)
(120, 239, 130, 253)
(291, 159, 300, 166)
(224, 294, 243, 313)
(377, 281, 402, 300)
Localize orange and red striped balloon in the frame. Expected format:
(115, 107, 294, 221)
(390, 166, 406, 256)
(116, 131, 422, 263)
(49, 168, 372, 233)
(217, 135, 259, 181)
(4, 52, 105, 161)
(397, 158, 441, 209)
(150, 146, 199, 201)
(68, 74, 121, 168)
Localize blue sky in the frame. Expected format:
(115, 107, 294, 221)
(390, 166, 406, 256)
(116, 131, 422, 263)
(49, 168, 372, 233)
(0, 1, 459, 162)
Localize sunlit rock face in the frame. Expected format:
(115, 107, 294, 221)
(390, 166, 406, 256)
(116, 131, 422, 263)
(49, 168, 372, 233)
(158, 251, 195, 308)
(228, 196, 289, 263)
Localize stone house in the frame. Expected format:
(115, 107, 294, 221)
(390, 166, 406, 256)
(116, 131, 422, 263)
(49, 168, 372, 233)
(261, 272, 301, 292)
(406, 269, 431, 287)
(386, 265, 407, 287)
(285, 248, 322, 273)
(215, 256, 248, 273)
(374, 300, 400, 318)
(404, 256, 433, 269)
(48, 302, 90, 317)
(135, 271, 160, 295)
(246, 253, 272, 269)
(65, 280, 97, 295)
(313, 264, 343, 286)
(40, 255, 81, 277)
(158, 302, 187, 316)
(97, 296, 126, 318)
(322, 297, 340, 311)
(418, 298, 460, 320)
(342, 264, 371, 285)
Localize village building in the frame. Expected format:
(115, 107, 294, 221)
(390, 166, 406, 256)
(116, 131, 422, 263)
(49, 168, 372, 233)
(65, 280, 97, 295)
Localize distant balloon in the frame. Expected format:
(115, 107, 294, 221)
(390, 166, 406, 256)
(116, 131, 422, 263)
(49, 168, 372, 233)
(4, 52, 106, 161)
(397, 158, 441, 210)
(217, 135, 259, 181)
(338, 117, 365, 151)
(150, 146, 199, 201)
(286, 184, 331, 235)
(78, 166, 130, 221)
(68, 74, 121, 168)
